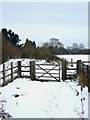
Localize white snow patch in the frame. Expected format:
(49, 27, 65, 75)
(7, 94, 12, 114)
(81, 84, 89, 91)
(0, 78, 88, 118)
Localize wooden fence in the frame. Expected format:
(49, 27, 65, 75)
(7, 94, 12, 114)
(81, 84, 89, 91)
(0, 60, 90, 88)
(0, 62, 18, 86)
(62, 60, 76, 80)
(62, 59, 90, 91)
(18, 61, 60, 82)
(0, 61, 61, 86)
(62, 60, 90, 79)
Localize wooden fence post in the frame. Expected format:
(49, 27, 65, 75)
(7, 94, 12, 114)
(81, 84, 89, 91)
(77, 60, 82, 75)
(30, 61, 35, 80)
(71, 58, 73, 67)
(86, 65, 88, 77)
(62, 60, 67, 80)
(87, 65, 90, 92)
(30, 61, 31, 78)
(3, 64, 5, 86)
(82, 63, 84, 75)
(18, 61, 21, 78)
(59, 62, 60, 81)
(11, 62, 13, 82)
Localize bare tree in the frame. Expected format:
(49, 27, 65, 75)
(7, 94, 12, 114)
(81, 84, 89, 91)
(72, 43, 78, 49)
(49, 38, 64, 49)
(79, 44, 85, 50)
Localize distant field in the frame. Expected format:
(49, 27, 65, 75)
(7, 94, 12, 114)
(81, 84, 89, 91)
(57, 54, 89, 62)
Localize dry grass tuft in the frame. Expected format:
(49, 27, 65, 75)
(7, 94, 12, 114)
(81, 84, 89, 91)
(78, 74, 85, 82)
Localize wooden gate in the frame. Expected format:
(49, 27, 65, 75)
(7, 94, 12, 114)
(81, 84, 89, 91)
(35, 63, 60, 82)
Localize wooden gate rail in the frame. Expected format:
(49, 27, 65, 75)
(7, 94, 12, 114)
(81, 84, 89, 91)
(1, 60, 90, 89)
(36, 64, 60, 81)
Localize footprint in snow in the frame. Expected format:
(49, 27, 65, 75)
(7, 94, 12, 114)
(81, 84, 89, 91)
(55, 105, 58, 107)
(12, 94, 19, 98)
(16, 87, 20, 89)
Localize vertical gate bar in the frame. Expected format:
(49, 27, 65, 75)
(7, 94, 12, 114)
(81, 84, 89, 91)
(77, 60, 82, 75)
(3, 63, 5, 86)
(30, 61, 31, 78)
(87, 65, 90, 92)
(71, 58, 73, 67)
(18, 61, 21, 78)
(30, 61, 36, 80)
(59, 62, 60, 81)
(82, 63, 84, 75)
(11, 62, 13, 82)
(62, 60, 67, 80)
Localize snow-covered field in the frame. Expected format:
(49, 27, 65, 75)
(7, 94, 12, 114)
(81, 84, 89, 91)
(57, 54, 89, 62)
(0, 78, 88, 118)
(0, 55, 89, 119)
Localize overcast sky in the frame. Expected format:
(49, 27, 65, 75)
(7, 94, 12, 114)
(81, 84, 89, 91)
(2, 2, 88, 48)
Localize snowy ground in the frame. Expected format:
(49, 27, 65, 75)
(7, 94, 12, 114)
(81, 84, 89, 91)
(0, 55, 89, 119)
(57, 54, 89, 62)
(0, 78, 88, 118)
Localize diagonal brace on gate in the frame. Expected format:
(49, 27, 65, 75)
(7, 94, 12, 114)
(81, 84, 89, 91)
(36, 64, 60, 81)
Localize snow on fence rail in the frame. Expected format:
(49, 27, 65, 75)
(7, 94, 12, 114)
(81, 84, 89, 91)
(18, 61, 61, 82)
(0, 61, 61, 86)
(35, 63, 60, 81)
(62, 60, 90, 80)
(0, 62, 18, 86)
(0, 60, 90, 88)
